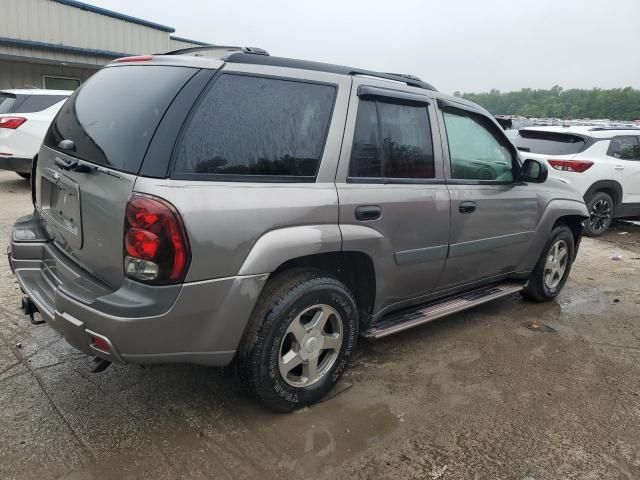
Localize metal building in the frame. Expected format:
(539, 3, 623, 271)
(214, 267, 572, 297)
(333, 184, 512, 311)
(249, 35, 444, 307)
(0, 0, 210, 90)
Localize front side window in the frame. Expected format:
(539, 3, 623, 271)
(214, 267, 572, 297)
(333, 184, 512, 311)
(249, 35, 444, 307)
(607, 136, 640, 160)
(443, 110, 514, 182)
(348, 99, 435, 179)
(174, 74, 336, 180)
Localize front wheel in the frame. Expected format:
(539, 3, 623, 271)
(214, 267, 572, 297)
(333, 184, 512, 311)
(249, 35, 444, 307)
(235, 270, 358, 412)
(522, 226, 575, 302)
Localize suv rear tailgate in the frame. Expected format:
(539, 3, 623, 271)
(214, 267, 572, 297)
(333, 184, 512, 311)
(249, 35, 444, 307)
(35, 63, 199, 288)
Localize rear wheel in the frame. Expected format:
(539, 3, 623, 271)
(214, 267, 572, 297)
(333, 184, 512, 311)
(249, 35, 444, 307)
(235, 270, 358, 412)
(585, 191, 613, 237)
(522, 225, 575, 302)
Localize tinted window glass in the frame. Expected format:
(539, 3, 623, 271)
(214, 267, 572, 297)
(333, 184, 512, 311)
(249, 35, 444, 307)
(349, 100, 381, 177)
(14, 95, 68, 113)
(174, 74, 336, 180)
(0, 93, 19, 114)
(45, 66, 195, 173)
(514, 130, 586, 155)
(348, 99, 435, 179)
(607, 136, 640, 160)
(443, 110, 514, 181)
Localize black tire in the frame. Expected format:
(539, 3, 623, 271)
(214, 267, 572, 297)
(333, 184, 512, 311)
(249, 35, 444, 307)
(235, 269, 358, 412)
(17, 173, 30, 181)
(584, 191, 614, 237)
(522, 225, 575, 302)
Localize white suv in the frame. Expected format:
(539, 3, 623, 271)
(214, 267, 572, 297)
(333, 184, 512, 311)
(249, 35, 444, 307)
(512, 126, 640, 236)
(0, 89, 72, 180)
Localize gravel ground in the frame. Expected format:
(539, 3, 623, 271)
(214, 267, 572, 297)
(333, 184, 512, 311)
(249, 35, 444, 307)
(0, 170, 638, 480)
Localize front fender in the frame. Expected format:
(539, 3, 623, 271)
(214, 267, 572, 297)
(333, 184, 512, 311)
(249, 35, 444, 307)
(517, 198, 588, 272)
(238, 225, 342, 275)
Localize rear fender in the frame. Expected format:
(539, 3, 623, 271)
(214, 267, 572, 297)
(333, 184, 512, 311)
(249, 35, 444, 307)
(238, 225, 342, 275)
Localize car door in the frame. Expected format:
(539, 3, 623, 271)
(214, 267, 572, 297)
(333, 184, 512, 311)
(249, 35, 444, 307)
(607, 135, 640, 205)
(336, 80, 450, 313)
(436, 99, 539, 290)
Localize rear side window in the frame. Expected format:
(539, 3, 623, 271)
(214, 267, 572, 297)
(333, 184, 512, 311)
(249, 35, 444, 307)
(514, 130, 586, 155)
(13, 95, 68, 113)
(0, 93, 19, 114)
(348, 99, 435, 179)
(174, 74, 336, 181)
(45, 66, 196, 173)
(607, 136, 640, 160)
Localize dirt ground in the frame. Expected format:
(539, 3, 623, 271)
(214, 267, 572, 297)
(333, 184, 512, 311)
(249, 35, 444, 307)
(0, 170, 638, 480)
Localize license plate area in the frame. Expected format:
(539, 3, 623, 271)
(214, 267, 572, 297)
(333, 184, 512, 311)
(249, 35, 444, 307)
(40, 167, 82, 249)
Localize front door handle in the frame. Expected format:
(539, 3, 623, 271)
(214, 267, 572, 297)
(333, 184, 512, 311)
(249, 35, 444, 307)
(459, 201, 477, 214)
(355, 205, 382, 221)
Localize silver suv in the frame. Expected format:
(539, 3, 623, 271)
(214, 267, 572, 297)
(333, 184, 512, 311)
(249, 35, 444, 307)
(8, 47, 588, 411)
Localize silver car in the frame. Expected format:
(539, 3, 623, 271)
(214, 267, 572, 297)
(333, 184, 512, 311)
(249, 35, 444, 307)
(8, 47, 588, 411)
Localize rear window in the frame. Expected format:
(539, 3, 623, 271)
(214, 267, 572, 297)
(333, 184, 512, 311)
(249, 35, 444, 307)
(514, 130, 586, 155)
(45, 65, 196, 174)
(0, 93, 19, 114)
(173, 74, 336, 181)
(14, 95, 68, 113)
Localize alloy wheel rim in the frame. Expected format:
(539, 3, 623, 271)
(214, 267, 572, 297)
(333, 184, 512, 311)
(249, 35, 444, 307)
(278, 304, 343, 388)
(589, 199, 611, 233)
(544, 239, 569, 290)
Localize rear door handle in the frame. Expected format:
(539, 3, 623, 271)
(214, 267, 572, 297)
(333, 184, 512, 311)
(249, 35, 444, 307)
(614, 166, 625, 171)
(355, 205, 382, 221)
(459, 201, 477, 214)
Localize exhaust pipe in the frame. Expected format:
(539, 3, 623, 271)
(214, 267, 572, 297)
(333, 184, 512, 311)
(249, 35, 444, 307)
(20, 296, 44, 325)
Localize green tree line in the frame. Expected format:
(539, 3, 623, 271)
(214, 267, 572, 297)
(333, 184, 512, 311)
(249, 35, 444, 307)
(455, 86, 640, 120)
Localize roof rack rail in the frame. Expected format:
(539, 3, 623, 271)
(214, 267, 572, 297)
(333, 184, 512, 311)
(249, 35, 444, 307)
(162, 45, 269, 57)
(222, 52, 437, 91)
(588, 126, 640, 131)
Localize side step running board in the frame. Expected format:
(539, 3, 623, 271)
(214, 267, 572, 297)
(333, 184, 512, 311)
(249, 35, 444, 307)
(362, 283, 524, 339)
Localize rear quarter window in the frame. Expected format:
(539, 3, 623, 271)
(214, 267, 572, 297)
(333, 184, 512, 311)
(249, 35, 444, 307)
(514, 130, 586, 155)
(173, 74, 336, 181)
(45, 65, 196, 174)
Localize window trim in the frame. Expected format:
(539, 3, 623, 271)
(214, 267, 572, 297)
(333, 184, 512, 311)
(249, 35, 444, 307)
(346, 96, 438, 183)
(357, 85, 431, 105)
(169, 71, 339, 182)
(606, 135, 640, 161)
(439, 104, 520, 184)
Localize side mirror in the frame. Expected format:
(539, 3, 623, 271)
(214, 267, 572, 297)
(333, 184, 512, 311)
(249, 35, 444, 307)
(519, 158, 548, 183)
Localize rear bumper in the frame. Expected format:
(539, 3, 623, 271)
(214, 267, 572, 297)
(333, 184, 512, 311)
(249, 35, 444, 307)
(0, 156, 31, 174)
(8, 212, 267, 366)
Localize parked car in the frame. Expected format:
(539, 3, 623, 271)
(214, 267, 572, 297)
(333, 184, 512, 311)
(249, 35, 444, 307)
(0, 89, 72, 179)
(512, 126, 640, 236)
(8, 48, 588, 412)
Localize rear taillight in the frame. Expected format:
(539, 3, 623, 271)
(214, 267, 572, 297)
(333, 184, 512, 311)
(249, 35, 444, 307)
(0, 116, 27, 129)
(548, 159, 594, 173)
(124, 194, 190, 284)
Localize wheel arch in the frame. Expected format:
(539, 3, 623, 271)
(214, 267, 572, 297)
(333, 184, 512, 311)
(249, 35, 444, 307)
(583, 180, 623, 207)
(269, 251, 377, 331)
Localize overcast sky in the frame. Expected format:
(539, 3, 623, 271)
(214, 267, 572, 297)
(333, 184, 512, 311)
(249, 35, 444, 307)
(91, 0, 640, 94)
